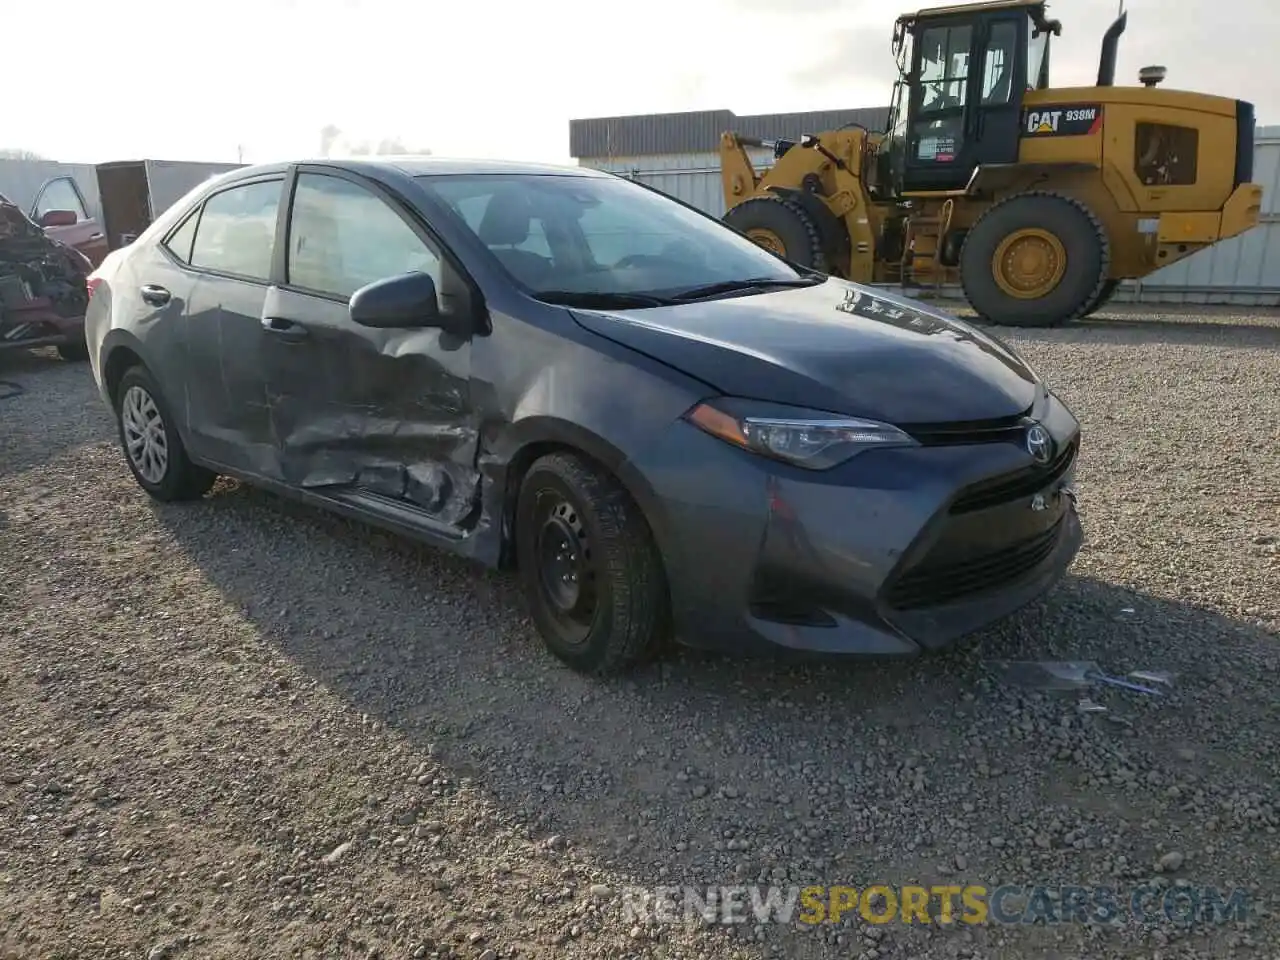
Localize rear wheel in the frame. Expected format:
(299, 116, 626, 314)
(114, 365, 217, 502)
(1081, 278, 1121, 317)
(723, 195, 829, 272)
(959, 191, 1109, 328)
(515, 452, 669, 675)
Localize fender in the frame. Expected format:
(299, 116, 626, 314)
(483, 414, 679, 572)
(98, 327, 152, 406)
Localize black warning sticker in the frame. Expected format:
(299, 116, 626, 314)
(1022, 104, 1103, 137)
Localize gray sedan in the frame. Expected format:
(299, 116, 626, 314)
(84, 157, 1082, 674)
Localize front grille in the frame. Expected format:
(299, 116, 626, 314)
(904, 410, 1031, 447)
(886, 515, 1065, 610)
(950, 438, 1078, 515)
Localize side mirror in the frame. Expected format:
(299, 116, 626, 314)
(40, 209, 78, 228)
(349, 271, 448, 330)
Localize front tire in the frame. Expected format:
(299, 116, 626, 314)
(57, 340, 89, 362)
(723, 195, 829, 273)
(114, 365, 217, 502)
(515, 452, 670, 675)
(960, 191, 1109, 328)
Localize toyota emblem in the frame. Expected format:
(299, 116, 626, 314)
(1025, 424, 1053, 464)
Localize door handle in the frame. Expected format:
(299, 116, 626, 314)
(140, 283, 171, 306)
(261, 316, 309, 341)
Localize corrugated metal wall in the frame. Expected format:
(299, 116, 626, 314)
(590, 151, 777, 218)
(582, 124, 1280, 306)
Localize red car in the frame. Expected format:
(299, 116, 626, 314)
(0, 193, 93, 361)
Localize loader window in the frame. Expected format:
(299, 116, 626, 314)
(1134, 123, 1199, 185)
(981, 22, 1018, 105)
(917, 25, 971, 114)
(912, 24, 970, 163)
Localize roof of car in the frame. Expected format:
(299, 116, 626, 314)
(225, 156, 610, 181)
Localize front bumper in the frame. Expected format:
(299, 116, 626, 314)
(631, 390, 1083, 656)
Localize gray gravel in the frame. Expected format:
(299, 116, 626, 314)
(1, 303, 1278, 960)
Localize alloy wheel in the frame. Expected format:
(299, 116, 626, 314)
(120, 385, 169, 485)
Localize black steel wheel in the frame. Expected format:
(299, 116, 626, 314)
(533, 495, 598, 646)
(515, 452, 669, 675)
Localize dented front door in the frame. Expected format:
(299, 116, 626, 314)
(259, 169, 480, 532)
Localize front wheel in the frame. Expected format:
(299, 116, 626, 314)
(515, 452, 670, 675)
(57, 340, 89, 361)
(114, 365, 217, 502)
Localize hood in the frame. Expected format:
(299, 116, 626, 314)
(570, 279, 1040, 425)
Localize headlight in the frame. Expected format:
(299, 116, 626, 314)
(686, 399, 918, 470)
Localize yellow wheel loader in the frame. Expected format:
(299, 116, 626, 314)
(719, 0, 1263, 326)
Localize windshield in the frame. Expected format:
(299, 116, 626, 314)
(415, 173, 804, 301)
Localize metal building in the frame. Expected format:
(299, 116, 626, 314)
(571, 110, 1280, 307)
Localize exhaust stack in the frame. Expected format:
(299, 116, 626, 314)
(1097, 10, 1128, 87)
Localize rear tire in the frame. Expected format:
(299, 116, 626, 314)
(515, 452, 670, 675)
(723, 195, 829, 273)
(114, 365, 217, 502)
(959, 191, 1109, 328)
(1081, 278, 1121, 317)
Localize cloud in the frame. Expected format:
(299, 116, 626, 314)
(785, 25, 897, 92)
(730, 0, 871, 13)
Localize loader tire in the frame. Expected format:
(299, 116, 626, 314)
(723, 196, 829, 273)
(959, 191, 1109, 328)
(1082, 278, 1121, 317)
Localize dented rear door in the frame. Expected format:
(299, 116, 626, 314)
(259, 168, 480, 532)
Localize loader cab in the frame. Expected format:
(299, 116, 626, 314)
(882, 1, 1059, 195)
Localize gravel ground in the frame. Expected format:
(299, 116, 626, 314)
(1, 304, 1277, 960)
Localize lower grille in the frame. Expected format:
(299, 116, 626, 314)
(886, 515, 1065, 610)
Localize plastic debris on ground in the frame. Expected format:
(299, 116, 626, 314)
(984, 660, 1177, 716)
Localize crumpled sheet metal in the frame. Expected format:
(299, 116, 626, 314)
(269, 405, 482, 530)
(0, 200, 88, 322)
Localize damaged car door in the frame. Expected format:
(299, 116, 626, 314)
(174, 176, 286, 472)
(259, 167, 480, 535)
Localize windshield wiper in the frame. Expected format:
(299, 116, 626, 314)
(667, 276, 823, 302)
(534, 290, 675, 309)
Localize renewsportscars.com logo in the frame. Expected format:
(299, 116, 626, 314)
(620, 883, 1251, 928)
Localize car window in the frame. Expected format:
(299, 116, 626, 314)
(577, 202, 667, 265)
(34, 178, 88, 221)
(189, 179, 282, 280)
(287, 173, 443, 301)
(163, 209, 200, 264)
(447, 192, 553, 258)
(419, 173, 800, 296)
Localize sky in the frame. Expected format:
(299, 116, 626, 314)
(5, 0, 1278, 166)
